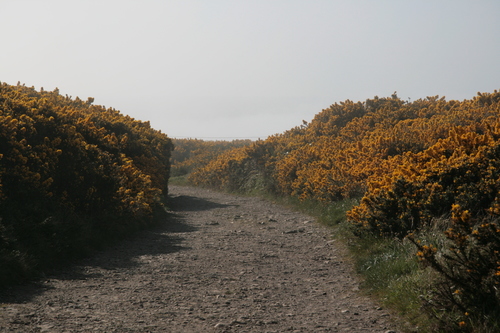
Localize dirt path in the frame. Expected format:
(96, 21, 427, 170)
(0, 186, 398, 332)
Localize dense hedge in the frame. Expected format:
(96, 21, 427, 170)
(170, 138, 252, 177)
(0, 82, 173, 286)
(190, 91, 500, 331)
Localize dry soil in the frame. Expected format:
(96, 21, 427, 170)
(0, 186, 398, 332)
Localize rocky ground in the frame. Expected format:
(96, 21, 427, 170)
(0, 186, 399, 332)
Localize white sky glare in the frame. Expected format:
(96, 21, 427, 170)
(1, 0, 499, 140)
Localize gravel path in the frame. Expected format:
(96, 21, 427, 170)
(0, 186, 398, 332)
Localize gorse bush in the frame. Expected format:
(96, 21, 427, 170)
(192, 92, 500, 202)
(409, 208, 500, 331)
(352, 125, 500, 330)
(0, 82, 173, 286)
(348, 125, 500, 235)
(190, 90, 500, 331)
(170, 138, 252, 177)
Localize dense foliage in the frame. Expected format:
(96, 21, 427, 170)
(0, 82, 173, 286)
(190, 91, 500, 331)
(171, 138, 252, 177)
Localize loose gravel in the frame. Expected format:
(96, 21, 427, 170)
(0, 186, 398, 332)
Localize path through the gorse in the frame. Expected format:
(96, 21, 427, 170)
(0, 186, 398, 332)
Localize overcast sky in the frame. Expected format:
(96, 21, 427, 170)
(2, 0, 499, 140)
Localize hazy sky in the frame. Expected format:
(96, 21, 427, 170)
(2, 1, 499, 140)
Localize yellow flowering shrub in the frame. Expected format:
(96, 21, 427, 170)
(170, 138, 252, 177)
(0, 82, 173, 286)
(190, 90, 500, 329)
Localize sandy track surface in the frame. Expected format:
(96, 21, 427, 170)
(0, 186, 398, 332)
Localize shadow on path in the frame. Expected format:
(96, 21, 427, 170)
(0, 204, 197, 304)
(0, 193, 233, 305)
(169, 194, 238, 212)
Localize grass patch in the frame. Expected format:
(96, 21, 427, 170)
(348, 233, 436, 331)
(168, 175, 190, 186)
